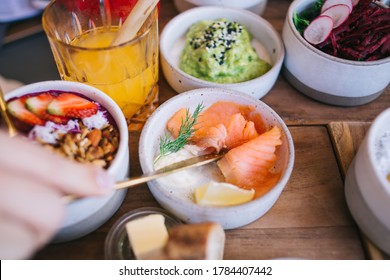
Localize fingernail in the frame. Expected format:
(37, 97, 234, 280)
(95, 168, 115, 192)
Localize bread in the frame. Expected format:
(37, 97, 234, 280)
(164, 222, 225, 260)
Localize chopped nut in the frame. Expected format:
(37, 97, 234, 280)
(86, 146, 104, 161)
(79, 138, 89, 147)
(81, 128, 89, 139)
(87, 129, 102, 147)
(35, 123, 119, 169)
(62, 143, 73, 157)
(103, 142, 115, 155)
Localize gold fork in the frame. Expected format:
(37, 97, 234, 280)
(0, 84, 18, 137)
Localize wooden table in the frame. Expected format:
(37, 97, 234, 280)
(3, 0, 390, 260)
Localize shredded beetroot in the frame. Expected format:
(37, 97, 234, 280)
(315, 0, 390, 61)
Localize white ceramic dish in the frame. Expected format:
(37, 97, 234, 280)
(5, 80, 129, 243)
(0, 0, 42, 22)
(139, 88, 294, 229)
(173, 0, 268, 15)
(160, 6, 284, 99)
(282, 0, 390, 106)
(345, 108, 390, 254)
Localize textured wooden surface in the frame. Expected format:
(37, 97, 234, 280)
(34, 126, 365, 260)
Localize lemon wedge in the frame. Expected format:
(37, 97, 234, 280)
(194, 182, 255, 206)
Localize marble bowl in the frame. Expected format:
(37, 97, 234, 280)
(160, 6, 284, 99)
(5, 80, 129, 243)
(173, 0, 268, 15)
(282, 0, 390, 106)
(345, 108, 390, 254)
(139, 88, 294, 229)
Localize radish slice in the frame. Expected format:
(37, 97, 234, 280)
(321, 0, 353, 13)
(304, 15, 334, 45)
(321, 4, 350, 29)
(351, 0, 359, 6)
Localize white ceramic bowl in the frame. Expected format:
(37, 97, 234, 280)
(282, 0, 390, 106)
(5, 80, 129, 243)
(345, 108, 390, 254)
(139, 88, 294, 229)
(0, 0, 42, 22)
(173, 0, 268, 15)
(160, 6, 284, 99)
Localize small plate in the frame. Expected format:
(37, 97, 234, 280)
(0, 6, 42, 23)
(104, 207, 182, 260)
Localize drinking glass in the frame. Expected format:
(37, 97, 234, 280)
(42, 0, 159, 130)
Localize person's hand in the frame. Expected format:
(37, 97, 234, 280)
(0, 131, 115, 259)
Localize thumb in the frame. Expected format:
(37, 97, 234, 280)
(0, 132, 115, 196)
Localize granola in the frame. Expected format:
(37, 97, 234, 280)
(39, 123, 119, 169)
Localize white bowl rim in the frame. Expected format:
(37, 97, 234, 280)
(185, 0, 266, 6)
(287, 0, 390, 66)
(4, 80, 129, 193)
(367, 108, 390, 196)
(160, 5, 285, 87)
(139, 87, 295, 213)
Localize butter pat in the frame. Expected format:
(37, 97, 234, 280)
(125, 214, 168, 259)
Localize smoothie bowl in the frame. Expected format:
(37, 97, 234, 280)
(4, 80, 129, 243)
(160, 6, 284, 99)
(139, 88, 294, 229)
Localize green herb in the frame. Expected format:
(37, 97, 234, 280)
(293, 12, 310, 34)
(293, 0, 325, 35)
(154, 103, 204, 163)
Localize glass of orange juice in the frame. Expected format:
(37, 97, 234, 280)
(42, 0, 159, 131)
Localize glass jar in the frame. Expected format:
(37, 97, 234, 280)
(105, 207, 182, 260)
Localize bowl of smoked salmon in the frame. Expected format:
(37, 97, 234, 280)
(160, 6, 284, 99)
(5, 80, 129, 243)
(282, 0, 390, 106)
(139, 88, 294, 229)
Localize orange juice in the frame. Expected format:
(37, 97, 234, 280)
(43, 2, 159, 130)
(62, 26, 158, 123)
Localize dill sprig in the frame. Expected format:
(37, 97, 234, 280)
(154, 103, 204, 163)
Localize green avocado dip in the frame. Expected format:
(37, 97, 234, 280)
(179, 19, 272, 84)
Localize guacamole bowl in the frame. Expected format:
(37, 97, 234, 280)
(5, 80, 129, 243)
(173, 0, 268, 15)
(160, 6, 284, 99)
(282, 0, 390, 106)
(139, 88, 295, 229)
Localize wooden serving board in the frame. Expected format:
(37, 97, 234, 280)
(327, 122, 390, 260)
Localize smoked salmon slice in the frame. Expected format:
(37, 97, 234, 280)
(196, 123, 227, 154)
(225, 113, 259, 149)
(166, 101, 266, 153)
(217, 126, 282, 192)
(167, 107, 187, 139)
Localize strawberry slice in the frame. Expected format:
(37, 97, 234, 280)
(26, 93, 70, 125)
(47, 93, 98, 118)
(7, 97, 46, 126)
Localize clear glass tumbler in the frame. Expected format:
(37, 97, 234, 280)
(42, 0, 159, 131)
